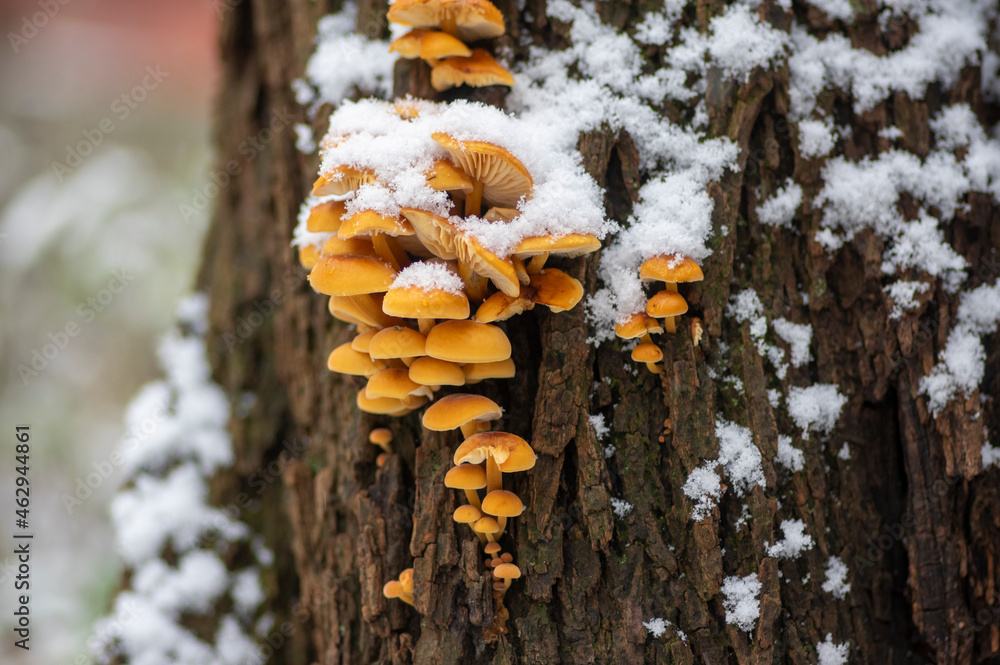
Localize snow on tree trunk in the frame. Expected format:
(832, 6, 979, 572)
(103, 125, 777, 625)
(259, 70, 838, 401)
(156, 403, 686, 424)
(106, 1, 1000, 664)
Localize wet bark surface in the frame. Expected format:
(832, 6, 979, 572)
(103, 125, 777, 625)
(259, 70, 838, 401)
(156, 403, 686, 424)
(196, 1, 1000, 664)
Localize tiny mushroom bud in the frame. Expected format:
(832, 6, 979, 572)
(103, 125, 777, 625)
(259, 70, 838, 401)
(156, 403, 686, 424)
(376, 453, 388, 467)
(369, 428, 393, 452)
(500, 553, 513, 563)
(484, 542, 501, 555)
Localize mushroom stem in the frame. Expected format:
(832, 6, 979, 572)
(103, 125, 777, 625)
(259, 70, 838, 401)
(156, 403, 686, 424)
(464, 489, 482, 512)
(417, 318, 435, 335)
(371, 232, 401, 271)
(640, 332, 653, 344)
(400, 591, 414, 606)
(512, 256, 529, 285)
(458, 259, 488, 302)
(495, 514, 508, 538)
(663, 316, 677, 334)
(645, 362, 663, 374)
(665, 282, 678, 292)
(526, 253, 549, 273)
(460, 421, 479, 439)
(465, 179, 484, 217)
(441, 14, 458, 38)
(486, 455, 502, 494)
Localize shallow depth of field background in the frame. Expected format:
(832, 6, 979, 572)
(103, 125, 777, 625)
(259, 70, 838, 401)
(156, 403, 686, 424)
(0, 1, 219, 662)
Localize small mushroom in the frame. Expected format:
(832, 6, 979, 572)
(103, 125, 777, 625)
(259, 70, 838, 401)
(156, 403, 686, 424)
(306, 200, 348, 233)
(422, 393, 503, 438)
(492, 562, 521, 595)
(640, 255, 702, 332)
(474, 515, 501, 543)
(432, 132, 532, 216)
(481, 489, 523, 537)
(514, 233, 602, 273)
(356, 390, 410, 416)
(366, 368, 427, 400)
(631, 342, 663, 374)
(474, 289, 534, 323)
(462, 358, 516, 384)
(369, 428, 393, 452)
(327, 343, 384, 377)
(445, 464, 487, 511)
(368, 326, 427, 366)
(453, 431, 535, 493)
(425, 320, 511, 364)
(431, 49, 514, 92)
(484, 542, 501, 555)
(389, 28, 471, 66)
(646, 290, 689, 334)
(453, 503, 486, 544)
(408, 356, 466, 388)
(528, 268, 584, 313)
(387, 0, 505, 41)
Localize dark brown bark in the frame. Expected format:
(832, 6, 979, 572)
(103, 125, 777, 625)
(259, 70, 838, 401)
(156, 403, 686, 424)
(192, 2, 1000, 664)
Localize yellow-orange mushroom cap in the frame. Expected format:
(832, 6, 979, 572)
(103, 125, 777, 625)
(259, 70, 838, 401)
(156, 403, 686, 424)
(389, 29, 472, 61)
(338, 210, 415, 239)
(529, 268, 583, 313)
(368, 326, 427, 360)
(514, 233, 602, 258)
(388, 0, 505, 42)
(453, 431, 533, 469)
(631, 343, 663, 364)
(422, 393, 502, 431)
(408, 357, 466, 386)
(306, 200, 348, 233)
(462, 358, 516, 383)
(646, 290, 689, 318)
(453, 504, 482, 523)
(639, 255, 704, 284)
(366, 368, 423, 400)
(308, 255, 397, 296)
(356, 390, 410, 415)
(614, 312, 665, 339)
(445, 464, 488, 490)
(482, 489, 523, 518)
(425, 320, 511, 363)
(425, 159, 474, 193)
(382, 285, 470, 320)
(474, 290, 534, 323)
(431, 49, 514, 91)
(328, 343, 382, 376)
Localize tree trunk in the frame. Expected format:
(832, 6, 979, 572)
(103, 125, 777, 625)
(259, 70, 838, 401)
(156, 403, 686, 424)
(187, 1, 1000, 664)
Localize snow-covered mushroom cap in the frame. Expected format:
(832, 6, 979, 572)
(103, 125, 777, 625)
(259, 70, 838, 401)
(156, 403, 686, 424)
(388, 0, 505, 42)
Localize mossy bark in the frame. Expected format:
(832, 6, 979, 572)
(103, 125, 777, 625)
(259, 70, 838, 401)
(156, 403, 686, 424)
(197, 2, 1000, 664)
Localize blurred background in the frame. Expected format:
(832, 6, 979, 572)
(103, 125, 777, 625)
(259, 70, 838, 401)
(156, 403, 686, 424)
(0, 1, 219, 662)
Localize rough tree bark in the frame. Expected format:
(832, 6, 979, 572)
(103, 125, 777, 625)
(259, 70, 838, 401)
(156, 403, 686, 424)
(195, 1, 1000, 664)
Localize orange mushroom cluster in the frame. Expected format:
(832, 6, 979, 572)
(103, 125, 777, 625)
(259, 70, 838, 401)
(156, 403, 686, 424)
(300, 105, 603, 611)
(387, 0, 513, 92)
(614, 255, 704, 373)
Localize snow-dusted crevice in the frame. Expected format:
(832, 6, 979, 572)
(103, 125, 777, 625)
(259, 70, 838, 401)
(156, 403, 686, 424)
(93, 295, 270, 665)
